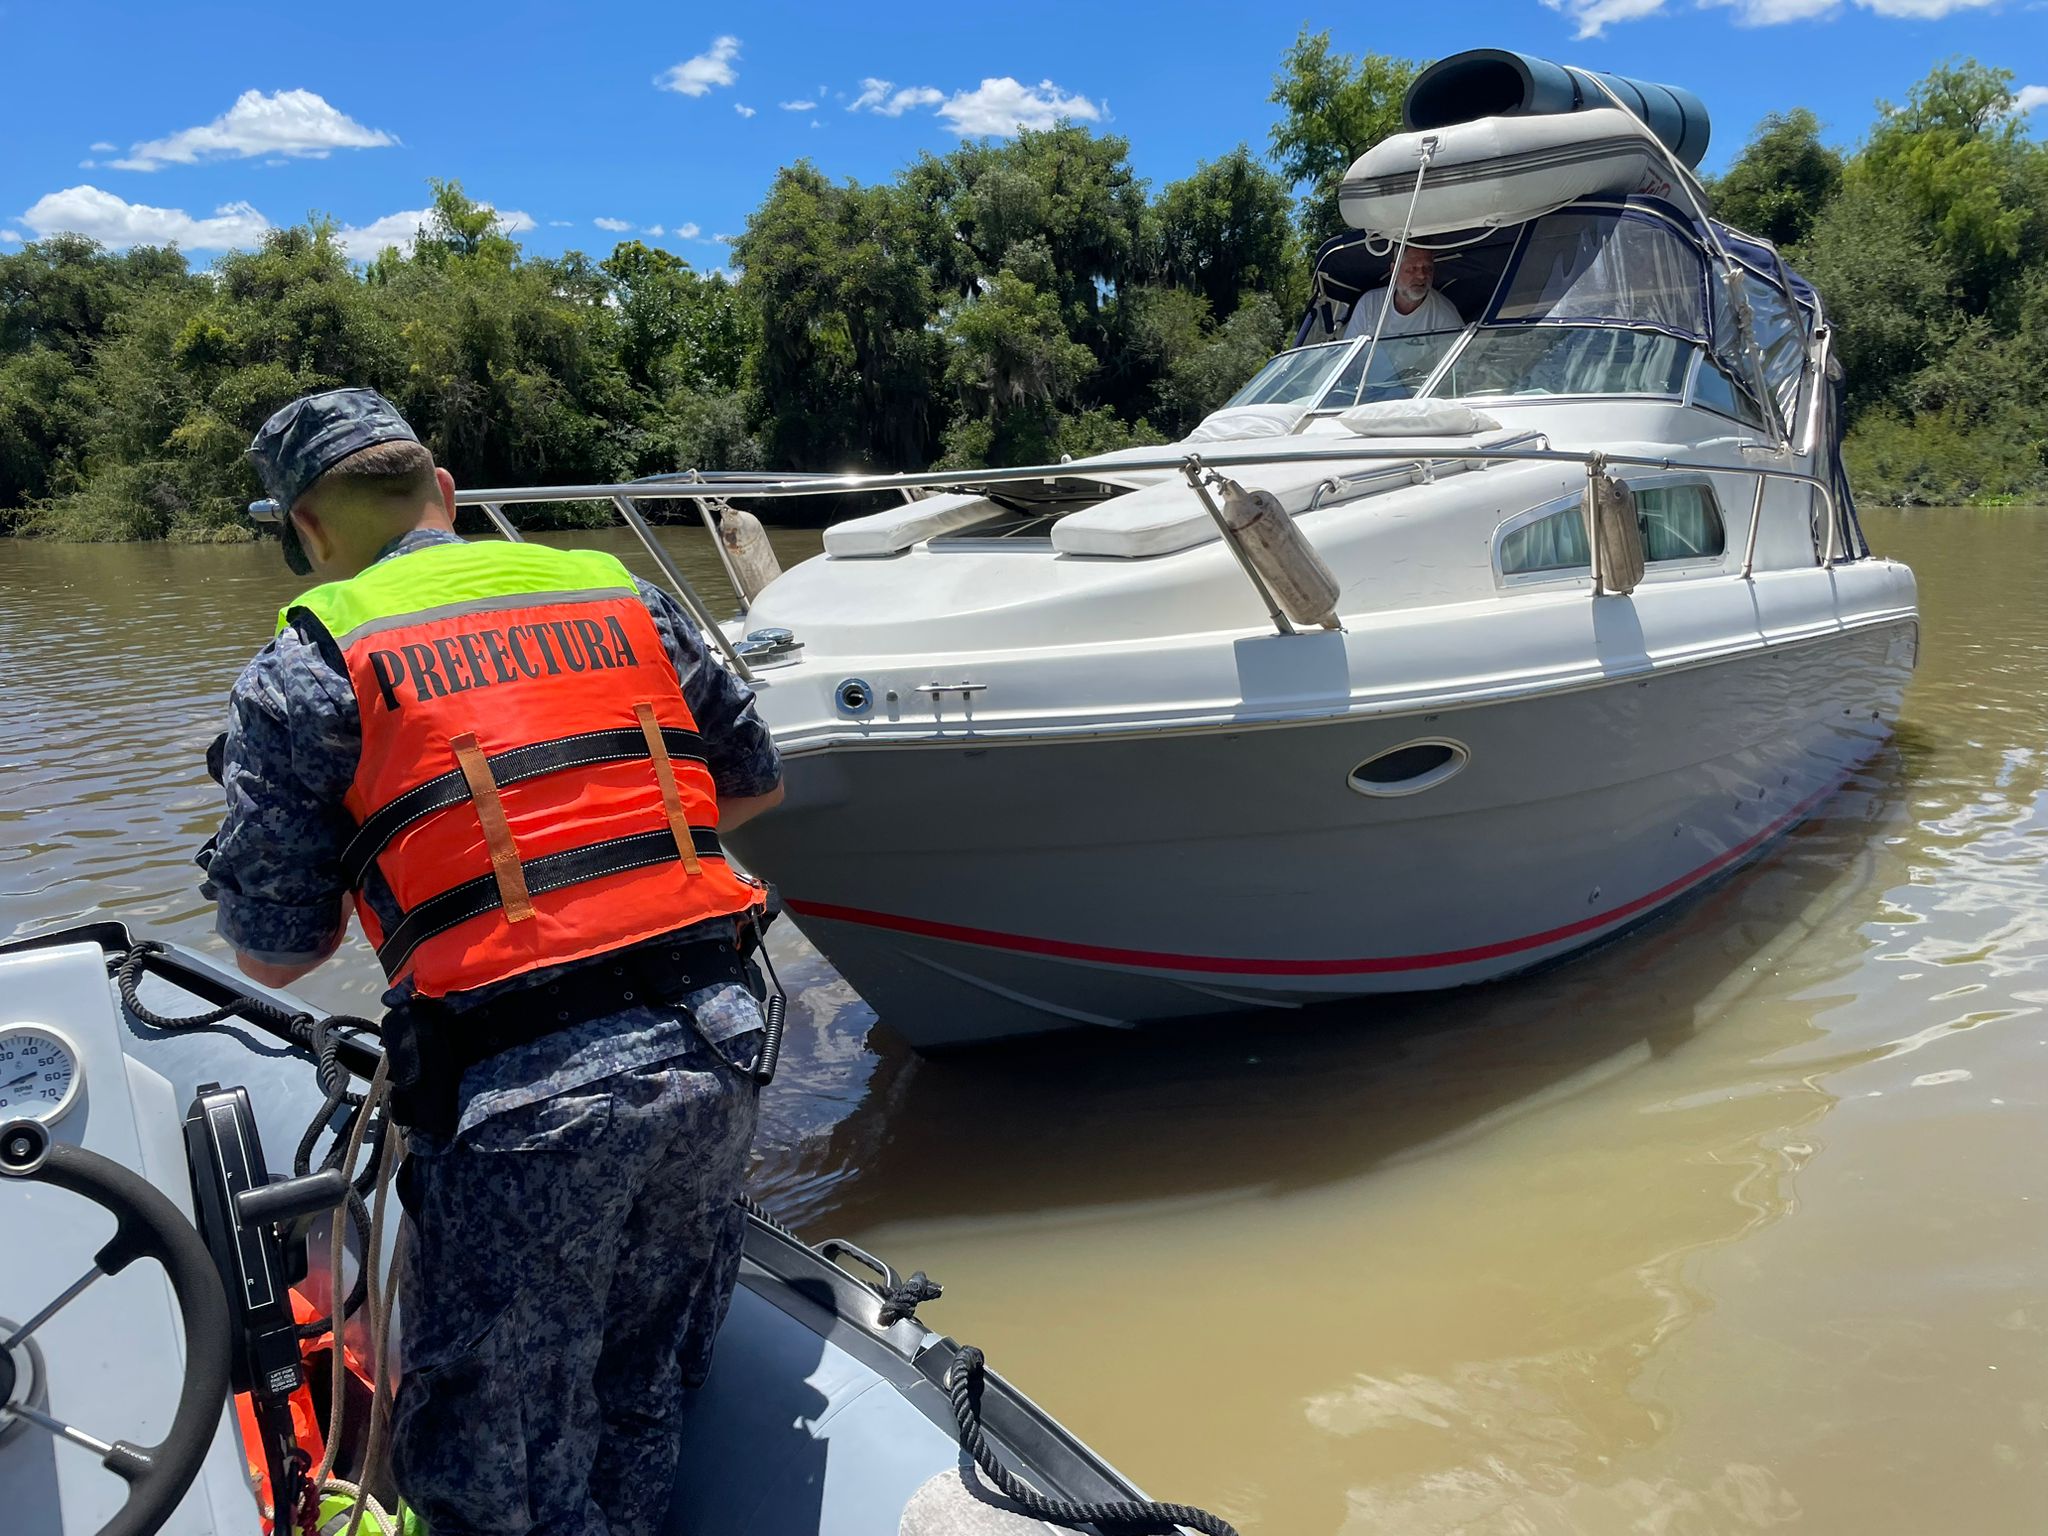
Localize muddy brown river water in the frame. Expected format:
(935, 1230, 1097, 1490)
(3, 509, 2045, 1533)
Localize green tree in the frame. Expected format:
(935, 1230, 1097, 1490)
(1856, 61, 2045, 307)
(1268, 30, 1418, 246)
(1149, 146, 1300, 320)
(940, 271, 1098, 465)
(1710, 109, 1843, 247)
(734, 163, 946, 471)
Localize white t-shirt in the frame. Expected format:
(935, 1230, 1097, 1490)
(1343, 286, 1463, 340)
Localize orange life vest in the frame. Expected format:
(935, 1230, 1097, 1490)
(282, 540, 764, 998)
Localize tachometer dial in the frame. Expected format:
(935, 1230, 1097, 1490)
(0, 1025, 82, 1123)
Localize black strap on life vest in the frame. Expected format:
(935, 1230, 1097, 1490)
(340, 725, 706, 891)
(374, 826, 726, 977)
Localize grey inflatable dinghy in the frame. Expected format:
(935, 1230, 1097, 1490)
(0, 923, 1234, 1536)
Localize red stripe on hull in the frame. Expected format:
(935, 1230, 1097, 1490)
(783, 779, 1845, 978)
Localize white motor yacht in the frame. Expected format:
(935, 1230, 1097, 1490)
(460, 51, 1919, 1049)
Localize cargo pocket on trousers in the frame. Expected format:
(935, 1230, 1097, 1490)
(459, 1090, 614, 1155)
(391, 1305, 530, 1532)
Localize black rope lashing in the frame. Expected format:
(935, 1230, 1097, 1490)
(877, 1270, 943, 1326)
(946, 1346, 1240, 1536)
(112, 941, 379, 1337)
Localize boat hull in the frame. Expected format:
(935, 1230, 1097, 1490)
(730, 620, 1917, 1048)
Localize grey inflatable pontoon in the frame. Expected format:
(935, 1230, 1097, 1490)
(0, 923, 1231, 1536)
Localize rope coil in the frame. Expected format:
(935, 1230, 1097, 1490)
(945, 1347, 1240, 1536)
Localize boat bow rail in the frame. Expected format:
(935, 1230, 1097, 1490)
(452, 440, 1854, 650)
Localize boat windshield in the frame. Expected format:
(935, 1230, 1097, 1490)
(1313, 331, 1463, 410)
(1432, 326, 1693, 399)
(1422, 204, 1706, 402)
(1493, 208, 1709, 338)
(1224, 342, 1354, 408)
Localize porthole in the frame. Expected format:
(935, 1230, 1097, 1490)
(1347, 738, 1469, 797)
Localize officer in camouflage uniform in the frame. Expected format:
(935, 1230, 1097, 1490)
(206, 389, 785, 1536)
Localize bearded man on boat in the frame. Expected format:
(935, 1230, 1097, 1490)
(203, 386, 786, 1536)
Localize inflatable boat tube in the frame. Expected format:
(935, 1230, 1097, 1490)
(1405, 49, 1711, 169)
(1339, 108, 1665, 236)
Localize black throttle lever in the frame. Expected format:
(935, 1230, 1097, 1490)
(234, 1167, 347, 1229)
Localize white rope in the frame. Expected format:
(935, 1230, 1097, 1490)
(1356, 135, 1440, 404)
(343, 1118, 408, 1536)
(311, 1054, 388, 1494)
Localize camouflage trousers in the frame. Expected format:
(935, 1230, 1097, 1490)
(389, 1031, 760, 1536)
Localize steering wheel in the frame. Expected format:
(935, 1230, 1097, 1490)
(1, 1118, 233, 1536)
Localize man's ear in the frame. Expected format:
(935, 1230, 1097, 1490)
(433, 467, 458, 527)
(290, 503, 330, 566)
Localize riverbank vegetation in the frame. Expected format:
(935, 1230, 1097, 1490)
(3, 42, 2043, 539)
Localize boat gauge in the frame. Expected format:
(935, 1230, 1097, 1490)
(0, 1025, 83, 1124)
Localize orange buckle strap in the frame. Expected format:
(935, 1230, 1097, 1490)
(634, 703, 704, 875)
(450, 732, 536, 921)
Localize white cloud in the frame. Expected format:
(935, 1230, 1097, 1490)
(734, 103, 757, 118)
(0, 229, 21, 243)
(594, 216, 633, 231)
(848, 78, 947, 117)
(336, 204, 530, 259)
(937, 78, 1103, 137)
(89, 141, 116, 152)
(548, 218, 574, 227)
(1851, 0, 1995, 13)
(779, 98, 818, 111)
(1554, 0, 1998, 31)
(1707, 0, 1836, 20)
(656, 35, 740, 97)
(23, 185, 272, 249)
(712, 232, 735, 243)
(1541, 0, 1670, 35)
(113, 89, 395, 172)
(645, 223, 666, 237)
(678, 221, 700, 238)
(2016, 84, 2048, 113)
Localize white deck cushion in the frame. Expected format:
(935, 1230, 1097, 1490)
(1338, 400, 1502, 436)
(1182, 402, 1310, 443)
(823, 492, 994, 557)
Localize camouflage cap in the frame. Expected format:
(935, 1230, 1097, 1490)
(248, 387, 421, 574)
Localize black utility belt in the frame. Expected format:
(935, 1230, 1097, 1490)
(384, 938, 759, 1137)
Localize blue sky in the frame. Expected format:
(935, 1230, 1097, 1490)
(1, 0, 2041, 268)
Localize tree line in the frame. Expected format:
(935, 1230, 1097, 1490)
(3, 37, 2043, 540)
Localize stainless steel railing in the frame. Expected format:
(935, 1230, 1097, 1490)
(454, 443, 1845, 663)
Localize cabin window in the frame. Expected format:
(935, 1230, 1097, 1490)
(1636, 484, 1725, 561)
(1434, 325, 1692, 400)
(1491, 210, 1709, 338)
(1497, 498, 1590, 577)
(1497, 482, 1726, 579)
